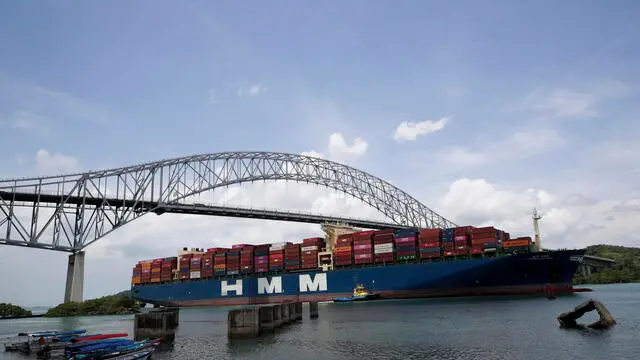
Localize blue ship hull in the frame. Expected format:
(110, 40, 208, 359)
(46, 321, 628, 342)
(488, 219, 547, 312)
(130, 249, 587, 307)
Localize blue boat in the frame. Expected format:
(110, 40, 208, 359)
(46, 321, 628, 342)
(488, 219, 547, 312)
(333, 284, 381, 302)
(69, 338, 161, 359)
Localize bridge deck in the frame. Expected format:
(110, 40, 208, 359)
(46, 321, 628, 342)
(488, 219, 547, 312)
(0, 191, 409, 230)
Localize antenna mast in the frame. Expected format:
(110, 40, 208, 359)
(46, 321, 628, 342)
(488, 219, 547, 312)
(533, 208, 542, 252)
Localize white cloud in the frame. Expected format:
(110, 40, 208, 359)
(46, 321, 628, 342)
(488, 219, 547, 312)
(327, 133, 368, 162)
(35, 149, 80, 175)
(302, 133, 368, 164)
(393, 117, 449, 142)
(529, 88, 598, 118)
(432, 128, 564, 171)
(237, 83, 267, 97)
(439, 178, 640, 249)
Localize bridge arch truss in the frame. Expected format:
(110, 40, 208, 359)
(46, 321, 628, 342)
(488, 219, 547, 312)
(0, 151, 457, 252)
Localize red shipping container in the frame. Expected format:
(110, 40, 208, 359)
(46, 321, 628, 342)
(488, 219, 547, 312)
(373, 238, 394, 245)
(420, 251, 441, 259)
(419, 241, 440, 248)
(374, 254, 394, 262)
(354, 258, 373, 264)
(373, 229, 395, 236)
(470, 245, 484, 254)
(454, 226, 474, 235)
(419, 228, 442, 237)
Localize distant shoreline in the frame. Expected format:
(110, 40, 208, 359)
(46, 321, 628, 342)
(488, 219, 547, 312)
(0, 314, 44, 320)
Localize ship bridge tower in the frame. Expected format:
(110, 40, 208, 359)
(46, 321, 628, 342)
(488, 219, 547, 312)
(319, 222, 359, 271)
(533, 208, 543, 252)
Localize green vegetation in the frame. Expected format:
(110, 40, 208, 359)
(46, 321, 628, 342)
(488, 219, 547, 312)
(44, 293, 140, 318)
(0, 303, 32, 318)
(573, 244, 640, 285)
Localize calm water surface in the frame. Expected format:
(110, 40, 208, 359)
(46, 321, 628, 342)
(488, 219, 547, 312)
(2, 284, 638, 360)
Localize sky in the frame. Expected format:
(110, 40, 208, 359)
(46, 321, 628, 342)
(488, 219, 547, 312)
(0, 0, 639, 307)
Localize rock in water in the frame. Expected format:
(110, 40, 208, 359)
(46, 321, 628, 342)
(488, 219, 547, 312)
(557, 299, 617, 329)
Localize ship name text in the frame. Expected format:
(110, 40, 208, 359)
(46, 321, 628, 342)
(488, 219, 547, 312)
(220, 273, 328, 296)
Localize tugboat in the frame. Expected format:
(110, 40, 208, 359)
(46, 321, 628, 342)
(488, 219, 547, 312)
(333, 284, 381, 303)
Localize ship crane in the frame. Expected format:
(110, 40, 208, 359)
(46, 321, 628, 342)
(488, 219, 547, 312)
(533, 208, 543, 252)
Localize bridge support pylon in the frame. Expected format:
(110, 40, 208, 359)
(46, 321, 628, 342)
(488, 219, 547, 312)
(64, 251, 85, 303)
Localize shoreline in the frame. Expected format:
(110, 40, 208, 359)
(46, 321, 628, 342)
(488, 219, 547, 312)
(0, 314, 45, 321)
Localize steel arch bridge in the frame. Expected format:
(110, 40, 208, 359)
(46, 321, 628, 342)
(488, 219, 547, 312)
(0, 151, 457, 253)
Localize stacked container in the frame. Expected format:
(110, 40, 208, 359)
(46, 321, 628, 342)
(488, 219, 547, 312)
(442, 228, 455, 256)
(179, 254, 192, 280)
(395, 228, 418, 260)
(132, 263, 142, 285)
(150, 259, 162, 283)
(161, 257, 177, 281)
(284, 243, 301, 270)
(301, 237, 324, 269)
(201, 253, 213, 278)
(353, 230, 374, 265)
(503, 236, 532, 254)
(470, 226, 499, 254)
(226, 250, 240, 275)
(269, 242, 289, 271)
(373, 229, 395, 263)
(418, 228, 442, 259)
(214, 253, 226, 276)
(253, 244, 270, 273)
(453, 226, 472, 256)
(190, 255, 202, 279)
(238, 245, 254, 274)
(333, 234, 353, 266)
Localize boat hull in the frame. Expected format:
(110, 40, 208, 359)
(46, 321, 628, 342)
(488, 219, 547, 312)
(131, 249, 586, 307)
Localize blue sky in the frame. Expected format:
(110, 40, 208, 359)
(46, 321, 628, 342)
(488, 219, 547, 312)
(0, 1, 639, 306)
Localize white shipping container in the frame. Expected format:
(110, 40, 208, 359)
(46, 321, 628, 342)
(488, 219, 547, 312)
(301, 245, 318, 251)
(190, 271, 201, 279)
(270, 245, 286, 251)
(271, 242, 289, 247)
(374, 248, 394, 254)
(374, 244, 394, 251)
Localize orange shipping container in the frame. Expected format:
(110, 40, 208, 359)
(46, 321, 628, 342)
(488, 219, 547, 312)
(504, 238, 531, 248)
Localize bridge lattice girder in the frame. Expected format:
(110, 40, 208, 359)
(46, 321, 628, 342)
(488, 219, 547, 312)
(0, 151, 457, 252)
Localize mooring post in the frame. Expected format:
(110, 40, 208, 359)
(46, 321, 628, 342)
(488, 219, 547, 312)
(134, 307, 179, 341)
(258, 305, 275, 332)
(309, 301, 319, 318)
(228, 308, 260, 339)
(288, 303, 297, 322)
(281, 302, 290, 324)
(272, 304, 283, 328)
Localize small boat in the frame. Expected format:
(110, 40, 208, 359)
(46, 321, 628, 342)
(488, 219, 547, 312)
(68, 339, 161, 360)
(4, 329, 87, 352)
(98, 347, 156, 360)
(333, 284, 381, 302)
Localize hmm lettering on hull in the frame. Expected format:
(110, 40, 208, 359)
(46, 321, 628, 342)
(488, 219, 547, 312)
(300, 273, 327, 292)
(221, 280, 243, 296)
(220, 273, 328, 296)
(258, 277, 283, 294)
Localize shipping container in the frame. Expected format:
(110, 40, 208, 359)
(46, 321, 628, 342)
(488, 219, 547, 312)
(374, 229, 396, 236)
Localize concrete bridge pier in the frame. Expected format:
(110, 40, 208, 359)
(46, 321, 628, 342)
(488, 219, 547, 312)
(64, 251, 85, 303)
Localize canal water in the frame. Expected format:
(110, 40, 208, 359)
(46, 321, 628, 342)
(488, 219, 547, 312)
(1, 284, 639, 360)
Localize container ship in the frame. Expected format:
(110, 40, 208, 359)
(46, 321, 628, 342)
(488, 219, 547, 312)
(130, 223, 587, 307)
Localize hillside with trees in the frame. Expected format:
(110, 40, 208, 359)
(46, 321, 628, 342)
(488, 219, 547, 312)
(573, 244, 640, 285)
